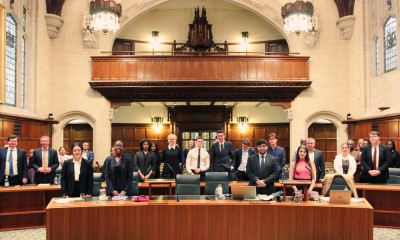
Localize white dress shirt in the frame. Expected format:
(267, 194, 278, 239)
(186, 148, 210, 173)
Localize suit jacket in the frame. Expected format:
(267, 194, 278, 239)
(267, 146, 286, 171)
(83, 150, 94, 165)
(312, 149, 325, 181)
(0, 147, 28, 182)
(210, 141, 235, 172)
(31, 147, 59, 183)
(233, 147, 256, 171)
(361, 144, 391, 183)
(246, 154, 279, 195)
(134, 151, 156, 176)
(61, 159, 94, 196)
(104, 155, 133, 195)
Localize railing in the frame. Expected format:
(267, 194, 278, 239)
(101, 51, 299, 56)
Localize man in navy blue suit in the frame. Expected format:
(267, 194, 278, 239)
(82, 142, 95, 166)
(210, 130, 235, 174)
(246, 139, 279, 195)
(234, 138, 256, 181)
(267, 133, 286, 181)
(0, 135, 28, 186)
(32, 136, 59, 184)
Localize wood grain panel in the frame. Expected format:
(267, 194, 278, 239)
(388, 121, 399, 139)
(46, 200, 373, 240)
(91, 56, 309, 81)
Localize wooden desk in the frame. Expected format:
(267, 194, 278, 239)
(0, 185, 61, 230)
(279, 180, 312, 201)
(46, 197, 373, 240)
(145, 179, 175, 199)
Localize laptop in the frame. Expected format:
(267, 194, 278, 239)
(231, 186, 258, 200)
(329, 190, 351, 204)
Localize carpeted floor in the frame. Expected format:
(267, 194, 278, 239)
(0, 227, 399, 240)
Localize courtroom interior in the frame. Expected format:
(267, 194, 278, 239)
(1, 0, 400, 239)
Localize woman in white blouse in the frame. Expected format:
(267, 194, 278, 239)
(334, 143, 357, 176)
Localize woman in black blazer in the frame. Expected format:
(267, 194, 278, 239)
(104, 140, 134, 196)
(61, 143, 93, 198)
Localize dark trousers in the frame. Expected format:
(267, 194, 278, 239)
(1, 175, 22, 186)
(236, 171, 249, 181)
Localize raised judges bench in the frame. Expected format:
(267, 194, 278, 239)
(1, 182, 400, 230)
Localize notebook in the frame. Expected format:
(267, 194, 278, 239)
(329, 190, 351, 204)
(231, 186, 258, 200)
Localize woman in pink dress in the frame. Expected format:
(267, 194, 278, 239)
(289, 145, 316, 195)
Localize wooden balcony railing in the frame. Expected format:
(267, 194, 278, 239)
(89, 53, 311, 104)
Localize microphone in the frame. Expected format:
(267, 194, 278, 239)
(165, 163, 176, 178)
(305, 165, 311, 172)
(145, 165, 152, 175)
(305, 165, 314, 181)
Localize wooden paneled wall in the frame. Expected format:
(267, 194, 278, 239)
(63, 124, 93, 155)
(91, 56, 309, 81)
(0, 114, 56, 152)
(308, 123, 337, 162)
(345, 114, 400, 149)
(112, 124, 169, 154)
(229, 123, 290, 161)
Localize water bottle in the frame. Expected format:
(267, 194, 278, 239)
(215, 185, 221, 200)
(99, 189, 107, 202)
(217, 184, 223, 199)
(344, 187, 348, 191)
(54, 175, 59, 185)
(4, 176, 9, 188)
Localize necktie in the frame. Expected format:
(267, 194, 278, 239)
(373, 147, 377, 170)
(42, 149, 48, 168)
(197, 149, 201, 168)
(261, 155, 265, 168)
(220, 144, 223, 152)
(9, 150, 14, 177)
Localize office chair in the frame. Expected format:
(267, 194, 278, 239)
(204, 172, 229, 195)
(175, 174, 200, 195)
(131, 172, 139, 196)
(325, 175, 351, 197)
(92, 172, 103, 197)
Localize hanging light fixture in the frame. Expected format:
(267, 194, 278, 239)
(87, 0, 122, 34)
(152, 117, 163, 133)
(237, 117, 248, 134)
(281, 0, 314, 35)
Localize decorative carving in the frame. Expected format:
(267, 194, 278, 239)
(336, 15, 356, 40)
(284, 109, 294, 121)
(82, 29, 98, 49)
(304, 31, 318, 48)
(44, 13, 64, 39)
(173, 7, 227, 54)
(108, 108, 115, 121)
(134, 0, 158, 9)
(242, 0, 267, 9)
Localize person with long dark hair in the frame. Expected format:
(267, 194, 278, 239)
(150, 142, 162, 178)
(135, 138, 156, 181)
(289, 145, 316, 195)
(386, 140, 400, 168)
(61, 143, 93, 198)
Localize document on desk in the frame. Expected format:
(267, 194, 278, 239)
(258, 194, 274, 201)
(111, 196, 128, 201)
(37, 183, 51, 186)
(54, 198, 73, 204)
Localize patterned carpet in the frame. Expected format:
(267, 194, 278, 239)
(0, 227, 399, 239)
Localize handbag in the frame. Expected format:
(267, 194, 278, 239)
(309, 191, 319, 201)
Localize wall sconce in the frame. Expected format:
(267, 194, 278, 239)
(237, 116, 248, 133)
(346, 113, 352, 120)
(48, 113, 54, 119)
(241, 31, 249, 52)
(378, 107, 390, 111)
(152, 31, 159, 52)
(152, 116, 163, 133)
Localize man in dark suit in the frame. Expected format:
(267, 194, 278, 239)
(361, 131, 391, 183)
(0, 135, 28, 186)
(82, 142, 94, 166)
(246, 139, 279, 195)
(210, 130, 235, 174)
(267, 133, 286, 181)
(233, 138, 256, 181)
(32, 136, 59, 184)
(134, 138, 156, 181)
(306, 138, 325, 182)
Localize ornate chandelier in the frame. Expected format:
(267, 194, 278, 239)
(88, 0, 122, 34)
(281, 0, 314, 35)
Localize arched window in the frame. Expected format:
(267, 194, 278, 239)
(5, 14, 17, 106)
(21, 7, 26, 108)
(384, 15, 397, 72)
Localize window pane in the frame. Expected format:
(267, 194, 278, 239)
(5, 15, 17, 106)
(384, 16, 397, 72)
